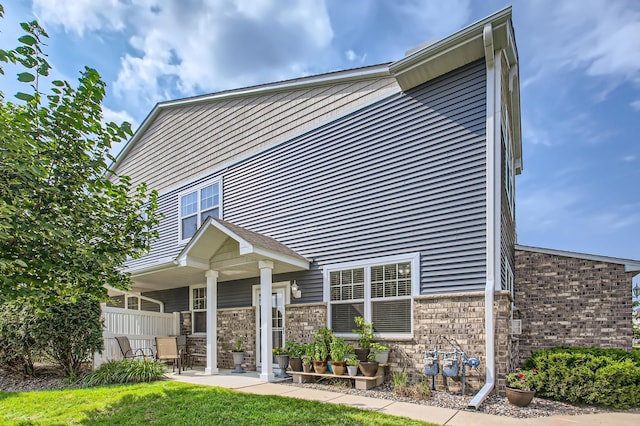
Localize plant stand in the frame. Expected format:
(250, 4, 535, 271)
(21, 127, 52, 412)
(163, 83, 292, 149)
(231, 351, 246, 374)
(505, 388, 535, 407)
(275, 354, 290, 378)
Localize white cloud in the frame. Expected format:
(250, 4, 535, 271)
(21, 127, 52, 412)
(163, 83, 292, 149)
(102, 106, 137, 130)
(631, 100, 640, 111)
(345, 49, 366, 63)
(622, 155, 636, 161)
(525, 0, 640, 86)
(33, 0, 127, 35)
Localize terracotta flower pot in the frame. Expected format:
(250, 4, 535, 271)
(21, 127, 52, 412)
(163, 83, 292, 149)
(506, 387, 535, 407)
(358, 361, 379, 377)
(289, 357, 303, 372)
(331, 360, 347, 375)
(302, 363, 312, 373)
(312, 360, 328, 374)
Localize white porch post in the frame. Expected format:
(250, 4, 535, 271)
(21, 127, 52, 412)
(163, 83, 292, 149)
(205, 269, 219, 375)
(259, 260, 274, 382)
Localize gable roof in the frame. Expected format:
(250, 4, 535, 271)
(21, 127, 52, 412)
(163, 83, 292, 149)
(516, 244, 640, 274)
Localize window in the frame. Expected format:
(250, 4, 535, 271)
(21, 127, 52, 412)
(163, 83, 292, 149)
(191, 285, 207, 334)
(325, 253, 419, 336)
(179, 180, 221, 241)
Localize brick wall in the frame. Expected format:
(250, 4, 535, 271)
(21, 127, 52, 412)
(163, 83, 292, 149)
(285, 303, 327, 344)
(515, 249, 633, 364)
(182, 308, 257, 370)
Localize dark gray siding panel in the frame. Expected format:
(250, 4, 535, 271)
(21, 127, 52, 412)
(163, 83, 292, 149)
(130, 60, 487, 297)
(217, 266, 323, 308)
(223, 60, 487, 295)
(141, 287, 189, 313)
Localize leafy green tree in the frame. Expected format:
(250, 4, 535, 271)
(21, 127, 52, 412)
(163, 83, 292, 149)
(0, 5, 159, 307)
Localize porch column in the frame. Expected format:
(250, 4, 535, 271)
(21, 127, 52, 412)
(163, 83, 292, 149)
(259, 260, 274, 382)
(205, 269, 219, 375)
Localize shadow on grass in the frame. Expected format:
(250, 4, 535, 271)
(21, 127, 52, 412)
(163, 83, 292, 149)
(78, 382, 429, 426)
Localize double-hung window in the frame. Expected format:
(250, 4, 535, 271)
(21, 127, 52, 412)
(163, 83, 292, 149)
(325, 253, 419, 337)
(179, 179, 221, 241)
(190, 285, 207, 334)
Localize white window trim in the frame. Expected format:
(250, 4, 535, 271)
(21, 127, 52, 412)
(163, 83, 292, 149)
(323, 252, 420, 339)
(502, 111, 515, 219)
(177, 177, 224, 243)
(189, 284, 207, 335)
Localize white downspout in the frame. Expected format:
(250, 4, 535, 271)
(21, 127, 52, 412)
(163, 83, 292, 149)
(469, 22, 498, 409)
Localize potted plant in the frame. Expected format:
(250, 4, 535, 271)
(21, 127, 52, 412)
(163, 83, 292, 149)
(329, 335, 352, 375)
(230, 338, 246, 374)
(302, 343, 314, 373)
(272, 347, 289, 378)
(312, 330, 329, 374)
(371, 342, 390, 364)
(346, 354, 360, 376)
(358, 351, 379, 377)
(505, 368, 538, 407)
(353, 316, 375, 362)
(285, 341, 304, 372)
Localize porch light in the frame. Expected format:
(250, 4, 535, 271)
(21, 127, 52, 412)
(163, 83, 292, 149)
(291, 281, 301, 299)
(633, 283, 640, 299)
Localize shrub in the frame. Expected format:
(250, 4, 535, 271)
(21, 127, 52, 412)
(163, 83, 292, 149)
(83, 359, 166, 386)
(0, 298, 103, 378)
(524, 347, 640, 408)
(392, 368, 409, 397)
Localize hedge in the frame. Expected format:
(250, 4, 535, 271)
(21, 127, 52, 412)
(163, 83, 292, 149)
(523, 347, 640, 408)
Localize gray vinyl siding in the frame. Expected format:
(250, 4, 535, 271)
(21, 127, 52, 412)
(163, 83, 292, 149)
(141, 287, 189, 313)
(130, 60, 487, 299)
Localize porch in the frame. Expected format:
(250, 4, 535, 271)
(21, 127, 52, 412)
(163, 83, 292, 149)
(124, 217, 310, 382)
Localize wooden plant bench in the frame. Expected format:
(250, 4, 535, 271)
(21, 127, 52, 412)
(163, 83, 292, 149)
(289, 364, 388, 390)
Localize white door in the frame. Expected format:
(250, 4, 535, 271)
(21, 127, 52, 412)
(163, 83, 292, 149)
(253, 282, 289, 365)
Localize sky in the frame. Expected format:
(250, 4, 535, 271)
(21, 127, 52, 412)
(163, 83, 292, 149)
(0, 1, 638, 290)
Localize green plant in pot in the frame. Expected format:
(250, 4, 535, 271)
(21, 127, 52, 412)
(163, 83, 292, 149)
(505, 368, 537, 407)
(230, 338, 246, 374)
(346, 354, 360, 376)
(312, 330, 330, 374)
(371, 342, 390, 364)
(285, 341, 304, 372)
(353, 316, 375, 362)
(329, 336, 352, 375)
(302, 343, 314, 373)
(358, 351, 380, 377)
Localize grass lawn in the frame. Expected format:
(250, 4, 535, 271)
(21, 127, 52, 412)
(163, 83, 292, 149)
(0, 380, 435, 425)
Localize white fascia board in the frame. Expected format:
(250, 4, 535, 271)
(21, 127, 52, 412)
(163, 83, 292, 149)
(389, 6, 512, 77)
(126, 258, 177, 276)
(251, 247, 310, 270)
(516, 244, 640, 273)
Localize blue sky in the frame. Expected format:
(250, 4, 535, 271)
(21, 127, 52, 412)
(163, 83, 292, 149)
(1, 1, 638, 285)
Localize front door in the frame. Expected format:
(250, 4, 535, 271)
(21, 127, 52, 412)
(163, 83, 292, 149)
(253, 282, 289, 365)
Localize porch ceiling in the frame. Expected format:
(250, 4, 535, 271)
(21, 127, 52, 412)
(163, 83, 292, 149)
(130, 218, 309, 292)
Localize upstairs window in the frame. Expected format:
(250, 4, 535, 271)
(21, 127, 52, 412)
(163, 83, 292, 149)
(325, 253, 419, 337)
(179, 180, 221, 241)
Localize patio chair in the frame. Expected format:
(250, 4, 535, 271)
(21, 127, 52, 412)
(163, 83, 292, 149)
(155, 336, 183, 374)
(115, 336, 154, 360)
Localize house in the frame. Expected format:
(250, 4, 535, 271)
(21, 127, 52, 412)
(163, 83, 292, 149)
(104, 6, 638, 405)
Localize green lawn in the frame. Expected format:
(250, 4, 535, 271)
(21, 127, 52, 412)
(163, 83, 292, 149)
(0, 381, 435, 425)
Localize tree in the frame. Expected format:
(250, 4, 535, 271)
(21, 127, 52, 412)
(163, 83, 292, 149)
(0, 5, 159, 307)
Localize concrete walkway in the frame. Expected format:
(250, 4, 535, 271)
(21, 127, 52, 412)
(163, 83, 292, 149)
(167, 370, 640, 425)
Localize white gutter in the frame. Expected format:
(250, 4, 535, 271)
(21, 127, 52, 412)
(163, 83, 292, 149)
(468, 22, 498, 410)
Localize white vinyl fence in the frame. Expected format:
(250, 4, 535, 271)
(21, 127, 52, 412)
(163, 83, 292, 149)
(94, 305, 180, 368)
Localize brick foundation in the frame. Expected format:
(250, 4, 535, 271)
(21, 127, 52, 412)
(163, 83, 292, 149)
(515, 249, 633, 364)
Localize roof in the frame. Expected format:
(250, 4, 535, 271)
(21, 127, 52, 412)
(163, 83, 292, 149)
(515, 244, 640, 274)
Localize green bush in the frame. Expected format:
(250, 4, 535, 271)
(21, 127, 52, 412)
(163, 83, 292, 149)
(524, 347, 640, 408)
(83, 359, 166, 386)
(0, 298, 103, 378)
